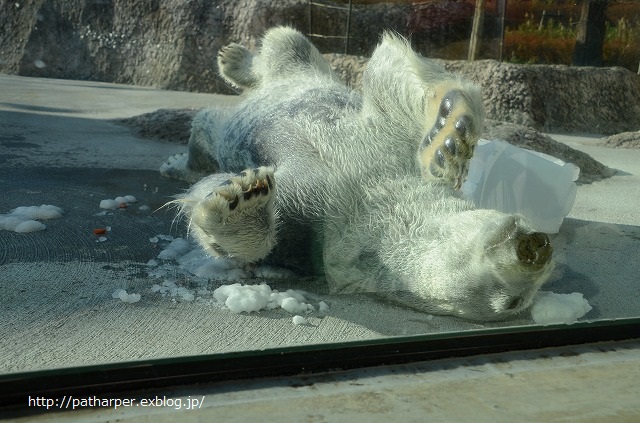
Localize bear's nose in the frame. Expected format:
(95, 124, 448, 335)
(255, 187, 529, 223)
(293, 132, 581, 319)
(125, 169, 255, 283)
(516, 232, 552, 266)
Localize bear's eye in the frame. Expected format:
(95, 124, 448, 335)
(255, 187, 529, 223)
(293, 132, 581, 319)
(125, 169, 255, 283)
(506, 297, 522, 310)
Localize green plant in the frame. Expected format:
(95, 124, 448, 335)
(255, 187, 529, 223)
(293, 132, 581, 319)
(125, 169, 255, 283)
(503, 10, 640, 71)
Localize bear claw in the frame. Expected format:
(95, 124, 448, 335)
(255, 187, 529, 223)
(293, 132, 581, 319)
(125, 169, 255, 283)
(214, 168, 275, 212)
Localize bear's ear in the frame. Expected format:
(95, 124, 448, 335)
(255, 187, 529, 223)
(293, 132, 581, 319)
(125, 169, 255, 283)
(361, 33, 448, 122)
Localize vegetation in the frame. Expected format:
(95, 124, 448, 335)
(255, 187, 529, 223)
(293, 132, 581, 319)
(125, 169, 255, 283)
(324, 0, 639, 70)
(504, 2, 640, 70)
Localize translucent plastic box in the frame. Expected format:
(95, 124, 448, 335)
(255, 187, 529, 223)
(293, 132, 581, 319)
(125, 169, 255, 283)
(461, 139, 580, 233)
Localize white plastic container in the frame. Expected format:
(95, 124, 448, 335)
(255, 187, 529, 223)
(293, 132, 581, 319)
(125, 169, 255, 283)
(461, 139, 580, 233)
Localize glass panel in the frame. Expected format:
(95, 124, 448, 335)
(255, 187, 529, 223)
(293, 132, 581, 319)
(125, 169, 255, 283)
(1, 0, 639, 377)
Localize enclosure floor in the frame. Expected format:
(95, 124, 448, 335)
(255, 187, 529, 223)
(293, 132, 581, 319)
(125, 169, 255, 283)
(1, 75, 639, 375)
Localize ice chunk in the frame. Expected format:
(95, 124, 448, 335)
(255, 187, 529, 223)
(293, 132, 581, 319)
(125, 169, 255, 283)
(180, 291, 195, 302)
(218, 284, 271, 313)
(12, 205, 63, 220)
(14, 220, 46, 233)
(0, 204, 63, 232)
(213, 284, 271, 313)
(121, 292, 141, 303)
(210, 283, 319, 314)
(531, 291, 592, 325)
(112, 289, 141, 303)
(99, 199, 120, 210)
(279, 295, 314, 314)
(111, 289, 126, 299)
(194, 259, 231, 278)
(292, 315, 308, 325)
(281, 297, 305, 314)
(100, 195, 137, 210)
(157, 238, 191, 259)
(0, 216, 24, 231)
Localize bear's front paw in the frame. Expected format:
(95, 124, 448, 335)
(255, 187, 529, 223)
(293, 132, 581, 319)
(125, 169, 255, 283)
(419, 89, 480, 189)
(201, 167, 275, 221)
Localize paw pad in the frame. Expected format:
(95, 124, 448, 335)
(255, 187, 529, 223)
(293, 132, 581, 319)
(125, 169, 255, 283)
(419, 89, 480, 188)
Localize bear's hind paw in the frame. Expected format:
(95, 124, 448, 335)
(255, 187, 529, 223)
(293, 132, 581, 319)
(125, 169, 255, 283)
(419, 89, 480, 189)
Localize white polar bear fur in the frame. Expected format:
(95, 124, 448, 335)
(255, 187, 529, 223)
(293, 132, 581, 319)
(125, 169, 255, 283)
(165, 27, 554, 321)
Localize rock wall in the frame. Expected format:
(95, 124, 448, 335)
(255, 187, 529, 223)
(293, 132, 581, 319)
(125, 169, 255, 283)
(603, 131, 640, 148)
(327, 55, 640, 135)
(445, 60, 640, 135)
(1, 0, 308, 93)
(1, 0, 472, 93)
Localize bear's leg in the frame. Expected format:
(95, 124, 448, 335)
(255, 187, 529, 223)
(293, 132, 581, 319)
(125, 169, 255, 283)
(252, 27, 335, 82)
(186, 166, 277, 263)
(418, 89, 481, 189)
(217, 43, 260, 89)
(217, 27, 336, 90)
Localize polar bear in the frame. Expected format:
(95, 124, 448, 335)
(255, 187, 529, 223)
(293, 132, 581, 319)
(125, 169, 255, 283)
(161, 26, 553, 321)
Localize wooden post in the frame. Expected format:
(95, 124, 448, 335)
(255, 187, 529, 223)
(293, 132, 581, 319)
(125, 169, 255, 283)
(468, 0, 486, 61)
(572, 0, 608, 66)
(344, 0, 352, 55)
(498, 0, 506, 62)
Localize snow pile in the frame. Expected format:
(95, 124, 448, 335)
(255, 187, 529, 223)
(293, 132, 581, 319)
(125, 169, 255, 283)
(99, 195, 137, 210)
(0, 205, 63, 233)
(531, 291, 593, 325)
(213, 283, 316, 314)
(156, 237, 191, 260)
(146, 234, 294, 284)
(112, 289, 141, 303)
(145, 234, 328, 321)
